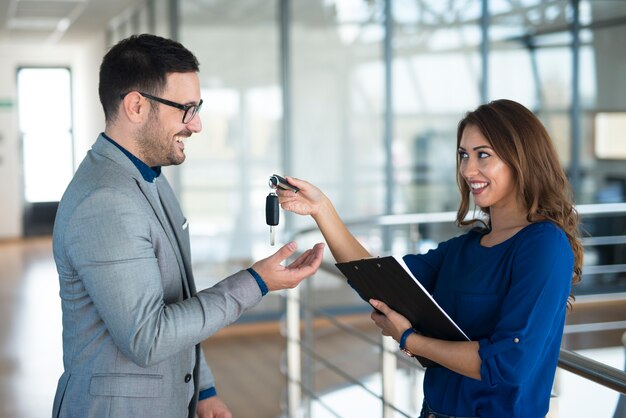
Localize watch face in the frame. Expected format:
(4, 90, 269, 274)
(401, 348, 415, 358)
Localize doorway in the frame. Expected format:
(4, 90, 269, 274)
(17, 67, 74, 236)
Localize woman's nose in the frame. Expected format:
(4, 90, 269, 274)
(461, 158, 479, 178)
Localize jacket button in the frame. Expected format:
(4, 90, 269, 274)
(184, 373, 192, 383)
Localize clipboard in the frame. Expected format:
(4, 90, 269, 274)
(335, 256, 469, 368)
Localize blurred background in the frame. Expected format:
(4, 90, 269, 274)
(0, 0, 625, 417)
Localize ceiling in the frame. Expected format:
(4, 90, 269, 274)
(0, 0, 142, 45)
(3, 0, 626, 47)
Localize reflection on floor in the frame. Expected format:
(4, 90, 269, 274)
(0, 237, 63, 418)
(0, 237, 625, 418)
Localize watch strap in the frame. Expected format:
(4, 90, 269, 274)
(399, 327, 416, 351)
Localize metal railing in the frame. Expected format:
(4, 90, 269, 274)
(284, 203, 626, 418)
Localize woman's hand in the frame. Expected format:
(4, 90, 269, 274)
(371, 301, 482, 381)
(276, 176, 327, 217)
(369, 299, 412, 342)
(275, 175, 371, 263)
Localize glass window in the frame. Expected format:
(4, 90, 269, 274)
(392, 1, 481, 214)
(179, 0, 281, 265)
(153, 0, 170, 37)
(292, 0, 386, 229)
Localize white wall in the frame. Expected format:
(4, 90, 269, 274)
(0, 34, 106, 239)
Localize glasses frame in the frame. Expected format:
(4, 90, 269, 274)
(120, 91, 203, 124)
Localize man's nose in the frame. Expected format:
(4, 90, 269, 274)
(187, 113, 202, 133)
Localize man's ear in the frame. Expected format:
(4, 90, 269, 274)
(120, 91, 149, 123)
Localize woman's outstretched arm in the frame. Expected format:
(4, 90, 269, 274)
(277, 176, 371, 263)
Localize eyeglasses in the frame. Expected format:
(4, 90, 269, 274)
(120, 91, 203, 124)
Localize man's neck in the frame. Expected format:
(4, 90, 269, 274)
(102, 131, 162, 183)
(105, 126, 145, 163)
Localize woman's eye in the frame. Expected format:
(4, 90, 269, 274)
(458, 150, 468, 159)
(478, 151, 490, 158)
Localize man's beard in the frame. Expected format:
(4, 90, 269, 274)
(136, 110, 188, 167)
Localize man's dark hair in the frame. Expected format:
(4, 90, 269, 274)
(99, 33, 200, 123)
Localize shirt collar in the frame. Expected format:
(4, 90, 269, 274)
(102, 132, 162, 183)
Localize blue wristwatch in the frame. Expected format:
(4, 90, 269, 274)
(399, 328, 416, 357)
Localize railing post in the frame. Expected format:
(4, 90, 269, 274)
(613, 331, 626, 417)
(286, 286, 301, 418)
(409, 223, 420, 253)
(381, 335, 397, 418)
(302, 274, 314, 417)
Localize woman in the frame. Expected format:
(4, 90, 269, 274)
(277, 99, 583, 418)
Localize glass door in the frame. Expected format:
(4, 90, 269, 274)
(17, 67, 73, 235)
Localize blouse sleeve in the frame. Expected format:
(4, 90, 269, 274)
(403, 238, 451, 293)
(478, 223, 574, 387)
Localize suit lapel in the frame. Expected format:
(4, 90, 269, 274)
(137, 178, 193, 299)
(156, 177, 196, 296)
(91, 135, 193, 298)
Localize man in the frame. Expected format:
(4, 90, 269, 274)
(52, 34, 324, 418)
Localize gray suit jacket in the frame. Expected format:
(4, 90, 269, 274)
(52, 134, 262, 417)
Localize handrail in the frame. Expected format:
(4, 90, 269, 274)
(285, 203, 626, 417)
(558, 349, 626, 394)
(291, 202, 626, 237)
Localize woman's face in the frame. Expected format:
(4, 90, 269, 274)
(458, 125, 519, 213)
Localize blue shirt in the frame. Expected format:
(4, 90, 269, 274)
(102, 132, 161, 182)
(404, 221, 573, 418)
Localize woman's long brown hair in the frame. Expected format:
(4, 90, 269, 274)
(455, 99, 583, 309)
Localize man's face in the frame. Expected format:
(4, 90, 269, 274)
(136, 72, 202, 167)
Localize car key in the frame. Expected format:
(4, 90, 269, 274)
(268, 174, 299, 193)
(266, 192, 279, 245)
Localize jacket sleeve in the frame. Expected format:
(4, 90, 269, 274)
(62, 187, 263, 367)
(478, 224, 573, 387)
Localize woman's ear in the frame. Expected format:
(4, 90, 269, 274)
(120, 91, 148, 123)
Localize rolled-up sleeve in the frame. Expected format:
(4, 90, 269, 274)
(478, 225, 573, 387)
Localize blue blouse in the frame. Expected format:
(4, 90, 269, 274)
(403, 221, 573, 418)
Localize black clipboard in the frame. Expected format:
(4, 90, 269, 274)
(335, 256, 469, 368)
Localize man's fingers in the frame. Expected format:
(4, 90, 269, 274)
(257, 242, 324, 292)
(284, 242, 323, 269)
(306, 243, 325, 267)
(270, 241, 298, 263)
(289, 243, 324, 276)
(288, 249, 312, 269)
